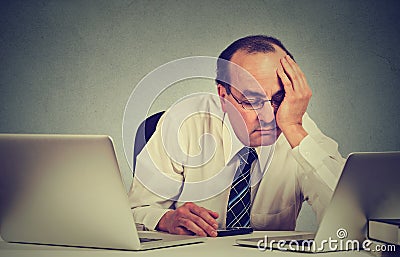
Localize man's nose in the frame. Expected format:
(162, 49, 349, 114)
(256, 103, 275, 124)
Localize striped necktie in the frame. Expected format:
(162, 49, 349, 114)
(226, 147, 258, 228)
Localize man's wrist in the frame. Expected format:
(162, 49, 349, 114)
(156, 210, 173, 232)
(280, 124, 308, 148)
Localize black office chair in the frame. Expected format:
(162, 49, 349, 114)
(133, 111, 165, 175)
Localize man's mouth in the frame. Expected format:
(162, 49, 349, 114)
(254, 127, 277, 134)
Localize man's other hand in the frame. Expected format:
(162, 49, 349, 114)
(276, 55, 311, 147)
(156, 202, 219, 237)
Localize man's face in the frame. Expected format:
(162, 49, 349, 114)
(218, 47, 286, 147)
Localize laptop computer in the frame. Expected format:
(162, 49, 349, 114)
(236, 152, 400, 252)
(0, 134, 205, 250)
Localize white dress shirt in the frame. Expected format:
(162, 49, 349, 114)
(128, 93, 345, 231)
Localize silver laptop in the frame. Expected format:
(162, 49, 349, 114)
(0, 134, 205, 250)
(236, 152, 400, 252)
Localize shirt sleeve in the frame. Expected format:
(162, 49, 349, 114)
(291, 113, 346, 224)
(128, 113, 184, 231)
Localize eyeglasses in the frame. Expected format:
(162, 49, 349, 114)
(229, 90, 284, 111)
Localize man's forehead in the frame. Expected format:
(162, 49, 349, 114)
(229, 49, 285, 74)
(228, 49, 285, 96)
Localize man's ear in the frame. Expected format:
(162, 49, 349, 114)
(217, 84, 228, 112)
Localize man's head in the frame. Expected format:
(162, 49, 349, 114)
(216, 35, 294, 147)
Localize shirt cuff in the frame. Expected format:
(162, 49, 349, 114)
(133, 206, 171, 231)
(292, 135, 337, 191)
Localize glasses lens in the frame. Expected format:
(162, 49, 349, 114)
(243, 101, 263, 110)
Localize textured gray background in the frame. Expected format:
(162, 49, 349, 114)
(1, 0, 399, 231)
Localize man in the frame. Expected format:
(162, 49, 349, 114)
(129, 35, 345, 237)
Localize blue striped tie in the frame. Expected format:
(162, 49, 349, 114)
(226, 147, 258, 228)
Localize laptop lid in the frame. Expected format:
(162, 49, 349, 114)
(312, 152, 400, 251)
(236, 152, 400, 252)
(0, 134, 204, 250)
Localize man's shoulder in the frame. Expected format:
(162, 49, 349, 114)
(159, 93, 224, 132)
(169, 93, 220, 112)
(163, 93, 222, 121)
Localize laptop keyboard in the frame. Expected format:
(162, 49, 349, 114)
(139, 237, 162, 243)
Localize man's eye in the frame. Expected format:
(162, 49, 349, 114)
(242, 100, 258, 105)
(242, 101, 254, 107)
(243, 101, 263, 109)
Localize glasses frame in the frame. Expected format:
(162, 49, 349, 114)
(229, 90, 283, 111)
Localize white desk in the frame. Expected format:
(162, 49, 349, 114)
(0, 231, 379, 257)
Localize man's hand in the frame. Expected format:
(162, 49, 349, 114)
(156, 202, 219, 237)
(276, 55, 311, 148)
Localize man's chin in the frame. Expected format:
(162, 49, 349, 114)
(260, 138, 278, 146)
(249, 136, 277, 147)
(250, 129, 281, 147)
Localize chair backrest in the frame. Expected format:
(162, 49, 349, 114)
(133, 111, 164, 175)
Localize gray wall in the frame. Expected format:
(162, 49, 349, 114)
(1, 0, 399, 231)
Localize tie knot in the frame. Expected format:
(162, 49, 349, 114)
(238, 147, 258, 165)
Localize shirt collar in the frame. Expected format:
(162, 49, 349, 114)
(222, 113, 244, 164)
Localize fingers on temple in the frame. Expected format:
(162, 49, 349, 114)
(279, 55, 311, 97)
(277, 62, 294, 94)
(285, 55, 308, 91)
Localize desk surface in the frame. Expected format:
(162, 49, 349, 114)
(0, 231, 383, 257)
